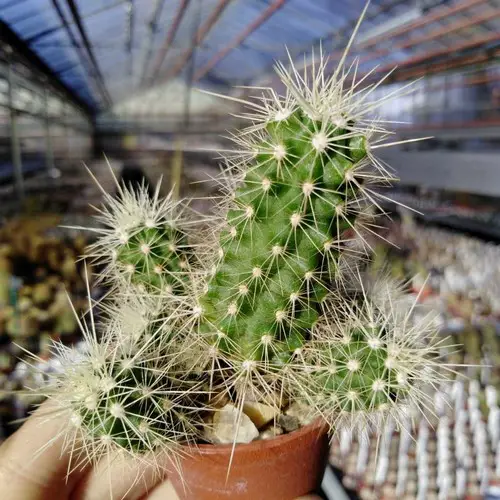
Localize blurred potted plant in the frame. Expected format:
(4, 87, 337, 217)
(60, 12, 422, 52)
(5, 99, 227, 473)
(28, 13, 459, 500)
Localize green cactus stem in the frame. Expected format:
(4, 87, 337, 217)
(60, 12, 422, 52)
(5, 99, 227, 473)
(83, 177, 194, 295)
(306, 329, 402, 414)
(61, 325, 209, 455)
(116, 223, 192, 294)
(199, 110, 368, 362)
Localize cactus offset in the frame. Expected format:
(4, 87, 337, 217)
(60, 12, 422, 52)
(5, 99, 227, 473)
(31, 172, 204, 467)
(71, 344, 205, 456)
(83, 170, 193, 294)
(35, 293, 209, 467)
(291, 278, 456, 431)
(116, 222, 191, 294)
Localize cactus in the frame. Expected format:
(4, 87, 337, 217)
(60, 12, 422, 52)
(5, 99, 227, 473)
(37, 293, 209, 464)
(23, 12, 464, 489)
(70, 346, 205, 456)
(199, 116, 370, 362)
(196, 68, 398, 366)
(115, 222, 191, 294)
(290, 280, 456, 430)
(33, 174, 204, 465)
(183, 39, 459, 432)
(84, 170, 193, 295)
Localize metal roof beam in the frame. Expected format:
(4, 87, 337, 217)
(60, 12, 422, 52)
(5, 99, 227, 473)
(139, 0, 167, 84)
(323, 0, 408, 48)
(147, 0, 191, 83)
(183, 0, 202, 129)
(361, 32, 500, 81)
(155, 0, 232, 84)
(22, 1, 129, 45)
(126, 0, 134, 53)
(357, 0, 486, 49)
(266, 0, 498, 88)
(256, 0, 406, 82)
(125, 0, 134, 76)
(291, 0, 487, 76)
(0, 19, 93, 114)
(390, 47, 500, 82)
(193, 0, 287, 82)
(348, 7, 500, 66)
(390, 8, 500, 50)
(26, 26, 63, 44)
(53, 60, 81, 75)
(63, 0, 113, 107)
(341, 37, 499, 89)
(399, 67, 500, 95)
(49, 0, 107, 108)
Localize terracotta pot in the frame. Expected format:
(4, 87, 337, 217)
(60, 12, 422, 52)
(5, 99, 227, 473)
(168, 420, 329, 500)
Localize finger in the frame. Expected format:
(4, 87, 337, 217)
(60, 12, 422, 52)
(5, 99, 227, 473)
(0, 400, 88, 500)
(72, 449, 166, 500)
(141, 479, 179, 500)
(144, 482, 319, 500)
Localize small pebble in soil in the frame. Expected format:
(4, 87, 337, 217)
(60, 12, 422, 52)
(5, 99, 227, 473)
(278, 414, 300, 433)
(208, 404, 259, 444)
(243, 401, 279, 429)
(258, 425, 284, 440)
(285, 402, 314, 426)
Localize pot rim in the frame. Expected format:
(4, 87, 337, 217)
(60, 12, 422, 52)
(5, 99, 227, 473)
(186, 417, 328, 456)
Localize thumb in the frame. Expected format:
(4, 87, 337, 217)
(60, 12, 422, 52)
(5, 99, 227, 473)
(0, 400, 88, 500)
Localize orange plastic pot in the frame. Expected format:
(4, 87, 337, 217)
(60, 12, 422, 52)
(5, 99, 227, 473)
(168, 420, 329, 500)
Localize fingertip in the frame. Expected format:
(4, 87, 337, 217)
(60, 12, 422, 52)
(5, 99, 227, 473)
(0, 400, 86, 499)
(140, 478, 179, 500)
(72, 450, 166, 500)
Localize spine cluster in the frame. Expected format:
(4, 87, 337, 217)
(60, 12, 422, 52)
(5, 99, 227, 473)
(115, 222, 191, 294)
(84, 179, 193, 295)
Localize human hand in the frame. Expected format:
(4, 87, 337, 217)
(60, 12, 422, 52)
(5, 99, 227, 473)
(0, 402, 321, 499)
(0, 401, 165, 499)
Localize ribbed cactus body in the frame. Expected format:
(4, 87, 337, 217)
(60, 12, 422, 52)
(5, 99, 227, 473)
(72, 346, 205, 453)
(200, 110, 367, 361)
(85, 180, 193, 295)
(117, 224, 191, 293)
(310, 329, 405, 413)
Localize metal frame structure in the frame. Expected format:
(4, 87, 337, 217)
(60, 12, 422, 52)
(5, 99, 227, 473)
(193, 0, 286, 82)
(0, 0, 499, 138)
(0, 20, 92, 114)
(64, 0, 112, 106)
(0, 20, 93, 200)
(138, 0, 168, 85)
(159, 0, 232, 84)
(6, 47, 24, 200)
(146, 0, 191, 84)
(2, 0, 499, 106)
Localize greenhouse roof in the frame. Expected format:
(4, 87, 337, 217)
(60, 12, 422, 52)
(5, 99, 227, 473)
(1, 0, 499, 111)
